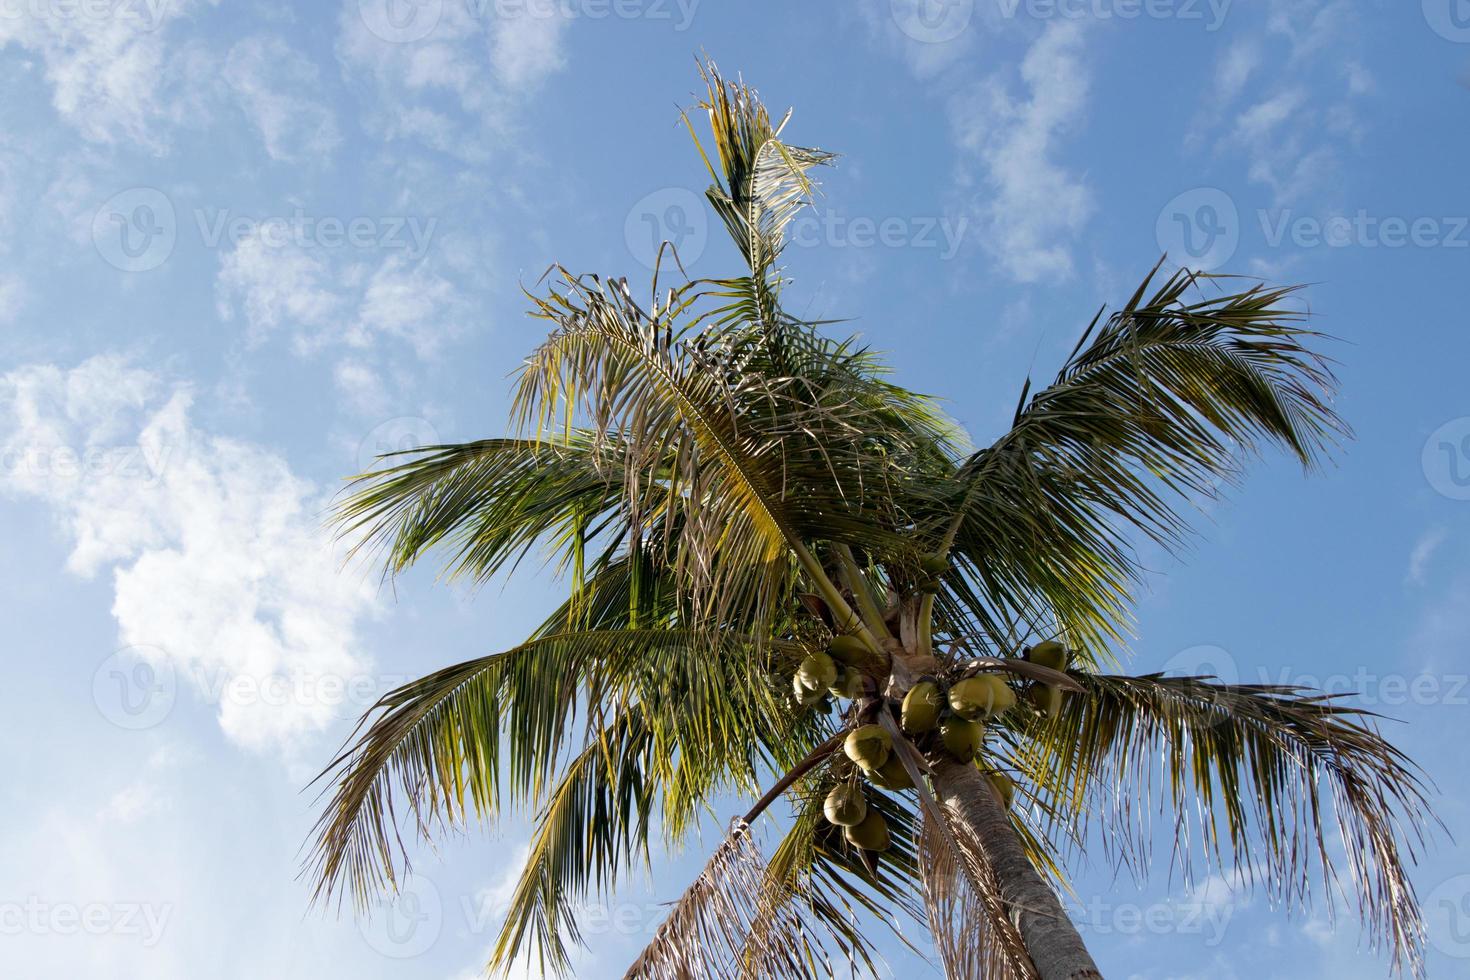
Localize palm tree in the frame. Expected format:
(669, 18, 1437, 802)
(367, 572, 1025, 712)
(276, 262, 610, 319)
(306, 65, 1436, 979)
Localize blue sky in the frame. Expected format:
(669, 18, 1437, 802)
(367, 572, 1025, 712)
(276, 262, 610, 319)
(1, 1, 1468, 977)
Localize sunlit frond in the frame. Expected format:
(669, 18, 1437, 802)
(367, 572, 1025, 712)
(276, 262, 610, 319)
(929, 264, 1347, 656)
(1017, 672, 1436, 975)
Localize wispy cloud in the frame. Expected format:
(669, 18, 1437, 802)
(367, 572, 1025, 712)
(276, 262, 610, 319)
(223, 35, 341, 164)
(1407, 527, 1447, 587)
(0, 0, 211, 151)
(950, 21, 1093, 283)
(336, 0, 570, 160)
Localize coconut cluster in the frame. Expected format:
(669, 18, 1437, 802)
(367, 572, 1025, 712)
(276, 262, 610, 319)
(805, 640, 1075, 850)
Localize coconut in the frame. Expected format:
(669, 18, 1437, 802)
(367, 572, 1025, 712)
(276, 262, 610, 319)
(948, 675, 1014, 721)
(919, 554, 951, 576)
(797, 652, 838, 691)
(1028, 683, 1065, 719)
(828, 667, 865, 701)
(791, 672, 826, 707)
(843, 724, 892, 771)
(827, 635, 868, 665)
(843, 810, 891, 852)
(1026, 640, 1069, 673)
(870, 753, 915, 791)
(918, 578, 943, 594)
(987, 771, 1016, 809)
(987, 678, 1018, 716)
(901, 680, 943, 734)
(939, 718, 984, 763)
(823, 782, 868, 827)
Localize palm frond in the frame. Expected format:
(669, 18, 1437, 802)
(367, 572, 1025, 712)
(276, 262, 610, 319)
(930, 264, 1348, 656)
(1017, 672, 1436, 976)
(336, 436, 626, 583)
(305, 626, 794, 913)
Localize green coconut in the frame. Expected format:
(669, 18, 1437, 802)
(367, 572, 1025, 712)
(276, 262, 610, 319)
(948, 675, 1015, 721)
(987, 678, 1023, 717)
(827, 635, 869, 665)
(901, 679, 943, 734)
(1026, 640, 1069, 673)
(797, 652, 838, 691)
(823, 782, 868, 827)
(791, 672, 826, 707)
(918, 554, 951, 576)
(843, 724, 892, 771)
(987, 771, 1016, 809)
(844, 810, 891, 852)
(870, 753, 915, 791)
(1028, 683, 1065, 719)
(828, 667, 865, 701)
(939, 717, 984, 763)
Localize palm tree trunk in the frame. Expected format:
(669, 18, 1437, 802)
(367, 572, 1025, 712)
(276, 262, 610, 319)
(931, 760, 1103, 980)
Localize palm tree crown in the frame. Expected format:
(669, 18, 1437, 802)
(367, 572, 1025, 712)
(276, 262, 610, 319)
(306, 63, 1436, 979)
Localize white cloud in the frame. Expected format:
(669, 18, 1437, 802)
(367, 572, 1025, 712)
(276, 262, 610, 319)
(0, 271, 26, 323)
(1407, 528, 1446, 587)
(950, 21, 1092, 283)
(1190, 0, 1370, 207)
(489, 6, 568, 89)
(337, 0, 569, 160)
(0, 356, 379, 754)
(0, 0, 210, 151)
(354, 254, 464, 355)
(215, 231, 355, 349)
(214, 233, 464, 359)
(223, 35, 340, 163)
